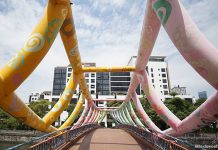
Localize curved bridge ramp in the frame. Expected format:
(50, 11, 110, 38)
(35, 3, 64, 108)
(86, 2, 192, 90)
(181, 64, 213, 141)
(68, 128, 153, 150)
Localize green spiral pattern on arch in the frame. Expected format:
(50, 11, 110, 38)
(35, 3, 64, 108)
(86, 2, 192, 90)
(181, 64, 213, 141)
(153, 0, 172, 26)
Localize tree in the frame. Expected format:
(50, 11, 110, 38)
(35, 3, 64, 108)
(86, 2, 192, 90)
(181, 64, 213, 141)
(0, 100, 51, 130)
(66, 103, 76, 114)
(138, 98, 168, 130)
(164, 97, 195, 120)
(107, 101, 122, 107)
(194, 98, 206, 107)
(0, 108, 32, 130)
(194, 98, 217, 133)
(28, 99, 51, 118)
(169, 92, 178, 97)
(136, 97, 196, 130)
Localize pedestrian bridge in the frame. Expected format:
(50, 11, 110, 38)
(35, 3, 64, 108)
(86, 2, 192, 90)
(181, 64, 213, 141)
(69, 128, 149, 150)
(1, 0, 218, 149)
(10, 124, 190, 150)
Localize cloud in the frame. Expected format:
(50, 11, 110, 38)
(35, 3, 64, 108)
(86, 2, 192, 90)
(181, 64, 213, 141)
(0, 0, 217, 103)
(152, 0, 218, 97)
(90, 0, 126, 9)
(74, 5, 102, 28)
(0, 0, 68, 102)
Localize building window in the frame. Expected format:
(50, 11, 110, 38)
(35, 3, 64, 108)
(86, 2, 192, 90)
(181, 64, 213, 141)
(85, 73, 89, 77)
(91, 79, 95, 83)
(153, 85, 155, 88)
(111, 77, 131, 81)
(152, 79, 154, 83)
(91, 85, 95, 88)
(110, 72, 130, 76)
(146, 66, 149, 75)
(111, 82, 130, 86)
(86, 79, 89, 83)
(164, 91, 168, 95)
(54, 73, 61, 78)
(163, 79, 167, 83)
(91, 90, 95, 94)
(56, 69, 61, 74)
(99, 101, 104, 104)
(161, 68, 166, 72)
(163, 85, 168, 89)
(103, 80, 108, 84)
(91, 73, 95, 77)
(68, 68, 72, 72)
(68, 73, 71, 77)
(111, 87, 128, 91)
(151, 73, 154, 77)
(103, 86, 109, 90)
(162, 74, 166, 77)
(54, 85, 60, 89)
(151, 68, 153, 72)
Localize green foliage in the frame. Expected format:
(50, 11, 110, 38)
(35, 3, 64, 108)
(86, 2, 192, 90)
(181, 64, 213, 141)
(0, 108, 32, 130)
(66, 103, 76, 114)
(169, 92, 178, 97)
(0, 96, 215, 133)
(194, 98, 206, 107)
(107, 101, 122, 107)
(138, 98, 168, 130)
(129, 97, 216, 133)
(28, 99, 51, 118)
(193, 98, 218, 133)
(165, 97, 195, 120)
(0, 100, 51, 130)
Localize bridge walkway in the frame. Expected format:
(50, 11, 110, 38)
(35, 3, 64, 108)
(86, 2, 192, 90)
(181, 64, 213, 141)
(69, 128, 153, 150)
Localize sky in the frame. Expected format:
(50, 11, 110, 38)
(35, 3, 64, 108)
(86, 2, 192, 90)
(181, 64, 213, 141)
(0, 0, 217, 103)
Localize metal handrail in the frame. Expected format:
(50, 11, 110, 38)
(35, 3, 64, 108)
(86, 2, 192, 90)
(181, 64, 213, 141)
(7, 123, 100, 150)
(28, 123, 100, 150)
(6, 126, 72, 150)
(212, 138, 218, 144)
(116, 124, 193, 150)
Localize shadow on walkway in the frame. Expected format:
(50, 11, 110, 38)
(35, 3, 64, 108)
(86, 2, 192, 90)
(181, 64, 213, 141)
(77, 130, 96, 150)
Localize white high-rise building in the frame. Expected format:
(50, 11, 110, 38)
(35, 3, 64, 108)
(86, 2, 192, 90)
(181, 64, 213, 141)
(51, 63, 96, 102)
(66, 63, 97, 94)
(127, 56, 171, 101)
(52, 57, 171, 101)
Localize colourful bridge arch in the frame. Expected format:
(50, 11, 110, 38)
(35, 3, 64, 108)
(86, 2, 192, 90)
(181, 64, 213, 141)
(0, 0, 217, 138)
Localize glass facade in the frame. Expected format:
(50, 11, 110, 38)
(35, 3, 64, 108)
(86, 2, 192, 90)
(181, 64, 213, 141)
(109, 72, 141, 95)
(111, 87, 129, 92)
(96, 72, 110, 95)
(52, 65, 142, 98)
(198, 91, 207, 99)
(111, 82, 130, 86)
(111, 77, 130, 81)
(110, 72, 130, 94)
(110, 72, 130, 76)
(52, 67, 67, 96)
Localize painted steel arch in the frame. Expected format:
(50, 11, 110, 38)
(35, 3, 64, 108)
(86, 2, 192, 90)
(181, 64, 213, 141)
(0, 0, 217, 137)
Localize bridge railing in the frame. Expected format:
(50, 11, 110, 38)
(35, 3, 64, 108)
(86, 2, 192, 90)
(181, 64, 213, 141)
(116, 124, 193, 150)
(7, 123, 100, 150)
